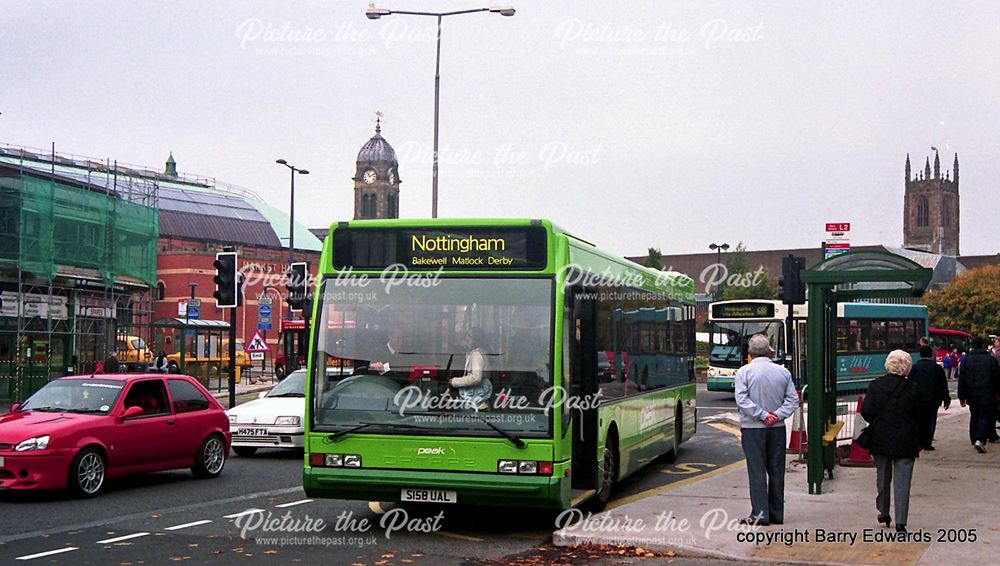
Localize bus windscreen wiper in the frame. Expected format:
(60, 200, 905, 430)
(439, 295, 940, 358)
(327, 421, 433, 442)
(465, 414, 526, 449)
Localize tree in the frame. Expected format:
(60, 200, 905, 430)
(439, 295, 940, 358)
(719, 242, 777, 300)
(924, 265, 1000, 337)
(643, 247, 663, 269)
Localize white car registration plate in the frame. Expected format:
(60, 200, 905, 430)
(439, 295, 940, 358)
(236, 427, 268, 436)
(400, 488, 457, 504)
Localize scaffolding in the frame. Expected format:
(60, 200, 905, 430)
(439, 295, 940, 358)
(0, 145, 159, 403)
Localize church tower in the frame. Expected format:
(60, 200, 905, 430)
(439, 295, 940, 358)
(903, 150, 960, 255)
(354, 117, 400, 219)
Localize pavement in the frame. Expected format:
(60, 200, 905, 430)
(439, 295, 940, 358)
(555, 403, 998, 566)
(207, 376, 277, 401)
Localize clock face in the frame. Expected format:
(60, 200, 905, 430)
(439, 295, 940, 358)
(363, 169, 376, 184)
(388, 170, 395, 185)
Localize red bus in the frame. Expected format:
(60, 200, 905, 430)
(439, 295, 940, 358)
(274, 319, 308, 380)
(928, 327, 972, 363)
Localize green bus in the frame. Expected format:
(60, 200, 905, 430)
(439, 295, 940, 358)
(302, 219, 697, 510)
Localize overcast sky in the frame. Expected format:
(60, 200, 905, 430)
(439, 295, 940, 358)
(4, 1, 999, 257)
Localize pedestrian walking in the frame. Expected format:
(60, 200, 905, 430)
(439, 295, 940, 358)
(942, 348, 953, 380)
(957, 337, 1000, 453)
(861, 350, 921, 533)
(949, 349, 960, 380)
(908, 345, 951, 450)
(734, 334, 798, 526)
(991, 337, 1000, 366)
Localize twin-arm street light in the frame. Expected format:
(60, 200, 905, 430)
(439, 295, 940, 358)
(365, 5, 515, 218)
(709, 242, 730, 300)
(275, 159, 309, 317)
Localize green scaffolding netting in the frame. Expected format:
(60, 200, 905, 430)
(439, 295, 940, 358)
(0, 174, 158, 286)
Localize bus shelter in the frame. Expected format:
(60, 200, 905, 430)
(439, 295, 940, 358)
(799, 251, 932, 494)
(150, 318, 231, 392)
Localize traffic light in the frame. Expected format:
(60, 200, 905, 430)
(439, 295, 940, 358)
(780, 255, 806, 305)
(213, 251, 239, 308)
(286, 262, 309, 313)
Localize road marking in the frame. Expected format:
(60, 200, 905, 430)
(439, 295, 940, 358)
(662, 462, 718, 475)
(607, 460, 746, 510)
(15, 547, 78, 560)
(707, 422, 742, 438)
(96, 533, 150, 544)
(433, 530, 484, 542)
(0, 486, 303, 545)
(164, 520, 213, 531)
(275, 499, 313, 508)
(224, 509, 265, 519)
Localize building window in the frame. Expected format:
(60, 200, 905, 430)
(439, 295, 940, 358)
(941, 200, 950, 227)
(916, 196, 929, 228)
(156, 281, 166, 301)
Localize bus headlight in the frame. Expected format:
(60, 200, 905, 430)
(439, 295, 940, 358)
(498, 459, 552, 475)
(707, 367, 717, 377)
(517, 461, 537, 474)
(309, 453, 363, 468)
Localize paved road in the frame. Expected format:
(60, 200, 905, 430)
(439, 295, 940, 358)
(0, 385, 747, 565)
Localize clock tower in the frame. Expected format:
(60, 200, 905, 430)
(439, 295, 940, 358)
(354, 117, 401, 219)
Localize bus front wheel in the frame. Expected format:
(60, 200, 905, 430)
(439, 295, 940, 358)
(592, 431, 618, 511)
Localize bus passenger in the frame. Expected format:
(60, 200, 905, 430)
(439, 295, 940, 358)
(862, 350, 921, 533)
(450, 328, 493, 410)
(734, 334, 798, 527)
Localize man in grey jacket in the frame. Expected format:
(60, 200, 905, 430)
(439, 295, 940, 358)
(734, 334, 799, 526)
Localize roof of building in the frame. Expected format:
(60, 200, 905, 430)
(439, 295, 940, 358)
(356, 120, 397, 164)
(0, 144, 322, 252)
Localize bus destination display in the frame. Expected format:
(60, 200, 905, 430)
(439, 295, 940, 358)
(333, 226, 548, 270)
(712, 302, 775, 319)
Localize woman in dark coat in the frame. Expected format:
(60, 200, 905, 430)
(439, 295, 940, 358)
(860, 349, 920, 533)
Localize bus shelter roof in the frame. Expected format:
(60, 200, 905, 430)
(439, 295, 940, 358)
(800, 250, 933, 298)
(150, 318, 231, 330)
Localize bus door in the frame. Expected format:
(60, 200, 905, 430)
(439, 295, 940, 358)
(569, 286, 599, 490)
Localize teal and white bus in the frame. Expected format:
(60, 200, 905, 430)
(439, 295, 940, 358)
(707, 299, 928, 393)
(302, 219, 697, 509)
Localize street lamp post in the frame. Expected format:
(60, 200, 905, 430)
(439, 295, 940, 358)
(709, 243, 730, 301)
(275, 159, 309, 318)
(366, 5, 515, 218)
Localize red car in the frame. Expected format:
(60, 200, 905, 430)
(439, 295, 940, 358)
(0, 374, 231, 497)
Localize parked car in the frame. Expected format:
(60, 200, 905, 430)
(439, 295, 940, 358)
(167, 340, 251, 373)
(115, 335, 152, 372)
(0, 374, 231, 497)
(227, 369, 307, 456)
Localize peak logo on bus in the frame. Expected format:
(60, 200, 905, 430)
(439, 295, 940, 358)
(416, 447, 449, 455)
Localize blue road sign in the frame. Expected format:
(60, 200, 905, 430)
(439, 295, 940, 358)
(187, 305, 200, 320)
(258, 322, 272, 331)
(259, 304, 272, 317)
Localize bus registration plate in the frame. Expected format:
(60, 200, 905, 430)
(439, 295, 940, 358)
(400, 489, 457, 504)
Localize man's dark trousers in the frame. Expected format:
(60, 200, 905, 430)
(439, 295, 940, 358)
(741, 425, 786, 523)
(968, 402, 997, 444)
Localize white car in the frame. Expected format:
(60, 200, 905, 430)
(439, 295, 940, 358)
(227, 370, 307, 456)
